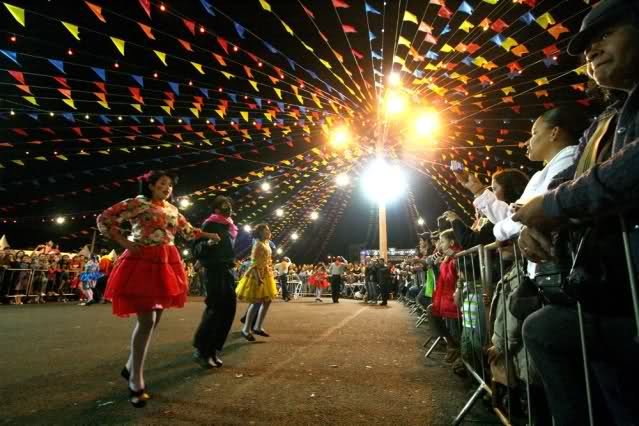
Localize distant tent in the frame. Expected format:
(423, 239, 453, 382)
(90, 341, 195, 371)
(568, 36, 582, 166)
(107, 249, 118, 261)
(0, 235, 9, 249)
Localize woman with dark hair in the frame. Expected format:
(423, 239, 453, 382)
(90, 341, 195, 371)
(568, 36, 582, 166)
(491, 169, 530, 205)
(236, 223, 277, 341)
(97, 170, 220, 407)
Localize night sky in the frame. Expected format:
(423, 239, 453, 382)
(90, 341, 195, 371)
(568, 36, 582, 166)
(0, 0, 597, 262)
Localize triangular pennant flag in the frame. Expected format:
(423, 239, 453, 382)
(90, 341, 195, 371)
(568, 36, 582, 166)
(92, 67, 106, 81)
(138, 0, 151, 18)
(110, 37, 125, 55)
(131, 74, 144, 87)
(138, 22, 155, 39)
(0, 49, 19, 65)
(161, 105, 172, 115)
(200, 0, 215, 15)
(9, 70, 25, 84)
(190, 108, 200, 118)
(4, 3, 25, 26)
(22, 96, 38, 106)
(191, 62, 205, 74)
(131, 103, 143, 112)
(48, 59, 65, 74)
(61, 21, 81, 40)
(168, 81, 179, 95)
(403, 11, 418, 24)
(62, 98, 76, 109)
(85, 1, 106, 23)
(259, 0, 271, 11)
(154, 50, 167, 66)
(249, 80, 259, 92)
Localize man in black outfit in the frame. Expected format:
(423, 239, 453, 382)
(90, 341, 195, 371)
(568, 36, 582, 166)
(192, 196, 237, 368)
(376, 258, 391, 306)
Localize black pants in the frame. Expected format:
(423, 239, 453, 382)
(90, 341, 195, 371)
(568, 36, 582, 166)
(279, 274, 289, 300)
(94, 275, 108, 302)
(523, 305, 639, 426)
(330, 275, 342, 303)
(193, 265, 237, 357)
(379, 280, 390, 303)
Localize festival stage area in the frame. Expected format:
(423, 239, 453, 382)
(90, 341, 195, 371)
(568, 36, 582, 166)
(0, 298, 495, 425)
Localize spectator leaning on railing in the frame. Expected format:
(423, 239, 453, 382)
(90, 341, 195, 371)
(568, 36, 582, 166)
(513, 1, 639, 424)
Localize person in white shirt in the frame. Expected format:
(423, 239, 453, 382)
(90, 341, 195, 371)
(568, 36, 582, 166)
(493, 106, 589, 277)
(274, 257, 291, 302)
(456, 173, 510, 226)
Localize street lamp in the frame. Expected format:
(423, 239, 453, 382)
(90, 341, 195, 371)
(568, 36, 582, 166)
(361, 158, 407, 205)
(55, 216, 66, 224)
(275, 208, 284, 217)
(310, 211, 319, 221)
(291, 232, 299, 241)
(330, 125, 351, 149)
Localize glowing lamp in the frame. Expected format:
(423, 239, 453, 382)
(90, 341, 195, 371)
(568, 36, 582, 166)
(336, 174, 350, 187)
(291, 232, 299, 241)
(55, 216, 66, 224)
(275, 208, 284, 217)
(362, 158, 407, 205)
(310, 212, 319, 221)
(243, 224, 252, 233)
(415, 110, 441, 136)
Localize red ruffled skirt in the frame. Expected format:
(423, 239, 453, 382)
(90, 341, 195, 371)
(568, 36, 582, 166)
(104, 244, 187, 317)
(309, 276, 330, 289)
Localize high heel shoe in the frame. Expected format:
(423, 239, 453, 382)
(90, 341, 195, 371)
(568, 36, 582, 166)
(253, 329, 270, 337)
(122, 368, 151, 400)
(241, 331, 256, 341)
(128, 386, 147, 408)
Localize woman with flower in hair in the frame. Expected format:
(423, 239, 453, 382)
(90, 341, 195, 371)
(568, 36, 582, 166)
(97, 170, 220, 408)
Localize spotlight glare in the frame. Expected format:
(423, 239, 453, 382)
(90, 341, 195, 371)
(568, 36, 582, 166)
(415, 110, 441, 136)
(417, 217, 425, 226)
(243, 224, 252, 233)
(330, 125, 351, 149)
(362, 158, 407, 205)
(385, 91, 406, 115)
(336, 173, 350, 187)
(179, 198, 191, 209)
(275, 208, 284, 217)
(388, 72, 401, 86)
(55, 216, 66, 224)
(261, 182, 271, 192)
(310, 211, 319, 221)
(276, 248, 283, 255)
(291, 232, 299, 241)
(182, 249, 189, 256)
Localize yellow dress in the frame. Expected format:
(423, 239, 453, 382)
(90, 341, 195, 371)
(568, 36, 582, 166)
(235, 240, 278, 303)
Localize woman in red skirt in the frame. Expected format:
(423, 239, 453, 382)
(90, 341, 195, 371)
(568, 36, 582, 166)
(97, 170, 220, 407)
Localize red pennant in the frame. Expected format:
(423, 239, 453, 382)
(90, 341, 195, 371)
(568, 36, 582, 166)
(216, 37, 229, 54)
(100, 126, 112, 134)
(438, 6, 453, 19)
(8, 70, 25, 85)
(58, 88, 72, 98)
(542, 44, 560, 57)
(94, 81, 106, 92)
(178, 39, 193, 52)
(491, 19, 509, 33)
(301, 4, 314, 18)
(138, 0, 151, 18)
(182, 18, 196, 35)
(54, 76, 70, 89)
(332, 0, 349, 7)
(71, 127, 83, 136)
(342, 24, 357, 33)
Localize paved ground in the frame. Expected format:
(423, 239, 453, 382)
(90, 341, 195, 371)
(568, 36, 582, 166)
(0, 297, 499, 425)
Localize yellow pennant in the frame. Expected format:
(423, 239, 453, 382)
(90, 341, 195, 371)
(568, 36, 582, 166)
(259, 0, 272, 12)
(131, 103, 142, 112)
(23, 96, 38, 105)
(398, 36, 411, 47)
(161, 105, 172, 115)
(280, 19, 294, 35)
(35, 156, 47, 161)
(97, 100, 110, 109)
(110, 36, 125, 55)
(403, 11, 418, 24)
(63, 98, 76, 109)
(264, 112, 273, 122)
(56, 154, 69, 161)
(249, 80, 259, 92)
(319, 58, 332, 69)
(62, 21, 81, 40)
(12, 159, 25, 166)
(190, 108, 200, 118)
(191, 62, 205, 74)
(221, 71, 234, 79)
(274, 88, 282, 99)
(154, 50, 167, 66)
(4, 3, 25, 27)
(240, 111, 249, 121)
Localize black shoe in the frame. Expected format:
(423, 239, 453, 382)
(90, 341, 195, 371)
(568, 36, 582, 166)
(128, 386, 147, 408)
(241, 331, 256, 342)
(193, 350, 215, 369)
(121, 366, 130, 381)
(253, 329, 270, 337)
(380, 301, 388, 306)
(85, 299, 96, 306)
(240, 316, 246, 324)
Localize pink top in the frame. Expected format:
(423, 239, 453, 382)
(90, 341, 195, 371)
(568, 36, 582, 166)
(97, 196, 202, 246)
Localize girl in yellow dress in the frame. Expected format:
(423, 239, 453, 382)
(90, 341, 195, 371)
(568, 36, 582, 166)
(236, 224, 277, 341)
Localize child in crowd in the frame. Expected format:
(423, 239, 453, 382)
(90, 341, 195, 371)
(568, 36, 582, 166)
(309, 263, 329, 302)
(79, 255, 102, 306)
(47, 262, 61, 297)
(429, 230, 462, 364)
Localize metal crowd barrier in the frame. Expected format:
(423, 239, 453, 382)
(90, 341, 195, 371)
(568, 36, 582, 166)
(1, 268, 80, 303)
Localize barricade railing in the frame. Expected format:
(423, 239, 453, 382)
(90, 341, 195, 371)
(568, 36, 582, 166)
(1, 268, 33, 300)
(1, 268, 80, 302)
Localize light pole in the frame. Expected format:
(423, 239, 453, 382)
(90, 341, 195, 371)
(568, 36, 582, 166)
(376, 138, 388, 261)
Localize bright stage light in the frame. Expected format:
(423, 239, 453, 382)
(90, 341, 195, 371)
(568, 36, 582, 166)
(291, 232, 299, 241)
(330, 125, 351, 149)
(417, 217, 425, 226)
(415, 110, 441, 136)
(179, 198, 192, 209)
(361, 158, 407, 205)
(276, 248, 283, 255)
(182, 249, 189, 256)
(275, 208, 284, 217)
(388, 72, 401, 86)
(336, 173, 350, 187)
(55, 216, 66, 224)
(243, 224, 252, 233)
(310, 211, 319, 221)
(261, 182, 271, 192)
(385, 91, 406, 115)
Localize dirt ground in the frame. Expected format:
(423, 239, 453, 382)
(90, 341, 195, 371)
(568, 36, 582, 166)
(0, 297, 499, 425)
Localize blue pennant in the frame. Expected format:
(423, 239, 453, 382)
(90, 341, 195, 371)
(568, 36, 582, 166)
(131, 74, 144, 87)
(200, 0, 216, 16)
(365, 2, 381, 14)
(255, 97, 262, 109)
(48, 59, 65, 74)
(199, 87, 209, 98)
(91, 67, 106, 81)
(234, 22, 246, 39)
(0, 49, 19, 65)
(168, 81, 180, 95)
(228, 93, 237, 103)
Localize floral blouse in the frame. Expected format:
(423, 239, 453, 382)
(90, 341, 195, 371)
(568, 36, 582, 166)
(97, 196, 202, 246)
(250, 240, 273, 274)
